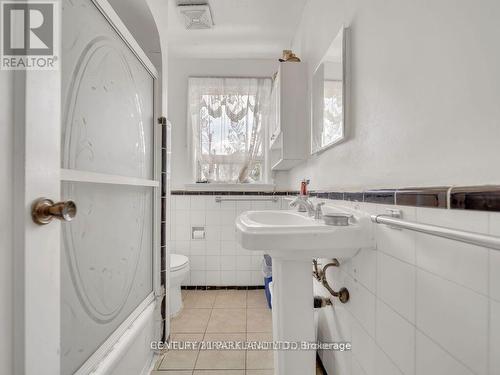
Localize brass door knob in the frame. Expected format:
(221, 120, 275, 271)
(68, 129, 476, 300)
(32, 198, 77, 225)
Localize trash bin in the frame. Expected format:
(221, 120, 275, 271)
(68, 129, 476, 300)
(262, 255, 273, 309)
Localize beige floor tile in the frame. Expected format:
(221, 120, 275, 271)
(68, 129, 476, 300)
(159, 350, 199, 370)
(214, 290, 247, 308)
(151, 371, 192, 375)
(184, 290, 218, 309)
(246, 290, 268, 309)
(206, 308, 246, 333)
(194, 371, 245, 375)
(171, 308, 212, 333)
(246, 333, 274, 370)
(195, 333, 246, 370)
(246, 309, 272, 333)
(245, 371, 274, 375)
(171, 333, 204, 349)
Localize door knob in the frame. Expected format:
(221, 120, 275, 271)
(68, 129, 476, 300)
(32, 198, 77, 225)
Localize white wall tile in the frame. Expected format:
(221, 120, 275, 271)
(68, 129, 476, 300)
(205, 256, 220, 271)
(221, 256, 236, 271)
(220, 226, 236, 241)
(206, 270, 221, 285)
(415, 331, 473, 375)
(265, 199, 281, 210)
(236, 200, 252, 211)
(190, 255, 205, 271)
(416, 269, 488, 374)
(236, 270, 252, 285)
(281, 197, 293, 210)
(237, 247, 253, 256)
(175, 196, 190, 210)
(415, 208, 489, 294)
(220, 210, 237, 225)
(375, 300, 415, 375)
(251, 255, 262, 270)
(205, 240, 221, 255)
(251, 200, 268, 210)
(174, 210, 190, 225)
(377, 252, 416, 323)
(189, 240, 205, 255)
(205, 197, 221, 210)
(205, 210, 221, 225)
(349, 249, 377, 294)
(345, 274, 376, 337)
(221, 270, 236, 285)
(190, 210, 206, 225)
(488, 213, 500, 302)
(219, 201, 236, 211)
(251, 271, 263, 285)
(491, 300, 500, 375)
(375, 205, 416, 264)
(204, 225, 221, 241)
(190, 196, 206, 210)
(175, 225, 190, 241)
(190, 270, 206, 285)
(221, 241, 237, 255)
(236, 256, 252, 271)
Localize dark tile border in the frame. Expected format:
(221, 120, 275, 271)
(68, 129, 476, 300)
(181, 285, 265, 290)
(171, 190, 298, 196)
(450, 186, 500, 212)
(396, 187, 448, 208)
(171, 186, 500, 212)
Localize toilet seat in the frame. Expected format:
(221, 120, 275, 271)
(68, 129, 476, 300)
(170, 254, 189, 272)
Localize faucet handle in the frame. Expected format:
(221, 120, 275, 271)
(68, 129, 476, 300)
(315, 202, 325, 209)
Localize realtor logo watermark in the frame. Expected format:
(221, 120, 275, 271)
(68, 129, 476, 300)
(0, 0, 59, 70)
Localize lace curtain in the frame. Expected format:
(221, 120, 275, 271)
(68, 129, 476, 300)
(188, 77, 272, 183)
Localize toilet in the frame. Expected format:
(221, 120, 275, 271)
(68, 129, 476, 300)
(169, 254, 190, 317)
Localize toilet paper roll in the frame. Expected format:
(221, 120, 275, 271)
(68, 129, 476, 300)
(192, 230, 205, 240)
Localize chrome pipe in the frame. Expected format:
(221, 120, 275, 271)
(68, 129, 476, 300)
(215, 196, 279, 203)
(371, 214, 500, 251)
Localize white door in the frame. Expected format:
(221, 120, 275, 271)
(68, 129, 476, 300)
(13, 0, 160, 374)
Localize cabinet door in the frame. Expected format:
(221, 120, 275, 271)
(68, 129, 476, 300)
(269, 73, 281, 143)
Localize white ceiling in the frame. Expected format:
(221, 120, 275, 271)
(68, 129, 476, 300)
(167, 0, 308, 59)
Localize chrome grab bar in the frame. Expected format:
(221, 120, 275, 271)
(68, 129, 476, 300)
(371, 214, 500, 251)
(215, 196, 279, 203)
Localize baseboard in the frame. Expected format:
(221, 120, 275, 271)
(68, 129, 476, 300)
(181, 285, 265, 290)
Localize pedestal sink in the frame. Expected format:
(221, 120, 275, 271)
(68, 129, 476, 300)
(236, 209, 373, 375)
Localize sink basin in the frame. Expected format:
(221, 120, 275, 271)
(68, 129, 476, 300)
(236, 210, 372, 260)
(235, 208, 373, 375)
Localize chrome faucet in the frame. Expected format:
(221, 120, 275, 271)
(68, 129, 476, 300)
(289, 195, 315, 216)
(314, 202, 325, 220)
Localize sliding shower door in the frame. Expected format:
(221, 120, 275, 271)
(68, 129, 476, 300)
(60, 0, 158, 374)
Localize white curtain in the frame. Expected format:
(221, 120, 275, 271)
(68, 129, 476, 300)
(188, 77, 272, 183)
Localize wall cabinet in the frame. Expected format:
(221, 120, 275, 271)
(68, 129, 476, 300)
(268, 62, 307, 170)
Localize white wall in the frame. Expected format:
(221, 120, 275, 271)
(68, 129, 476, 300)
(286, 0, 500, 190)
(306, 199, 500, 375)
(167, 58, 288, 190)
(283, 2, 500, 374)
(0, 71, 14, 375)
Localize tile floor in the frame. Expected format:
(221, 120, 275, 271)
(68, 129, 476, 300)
(152, 289, 326, 375)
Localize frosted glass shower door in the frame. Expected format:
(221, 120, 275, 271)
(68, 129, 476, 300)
(60, 0, 159, 374)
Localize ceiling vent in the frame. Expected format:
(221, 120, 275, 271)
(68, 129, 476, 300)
(177, 1, 214, 30)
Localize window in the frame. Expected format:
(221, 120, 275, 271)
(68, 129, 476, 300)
(188, 77, 272, 183)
